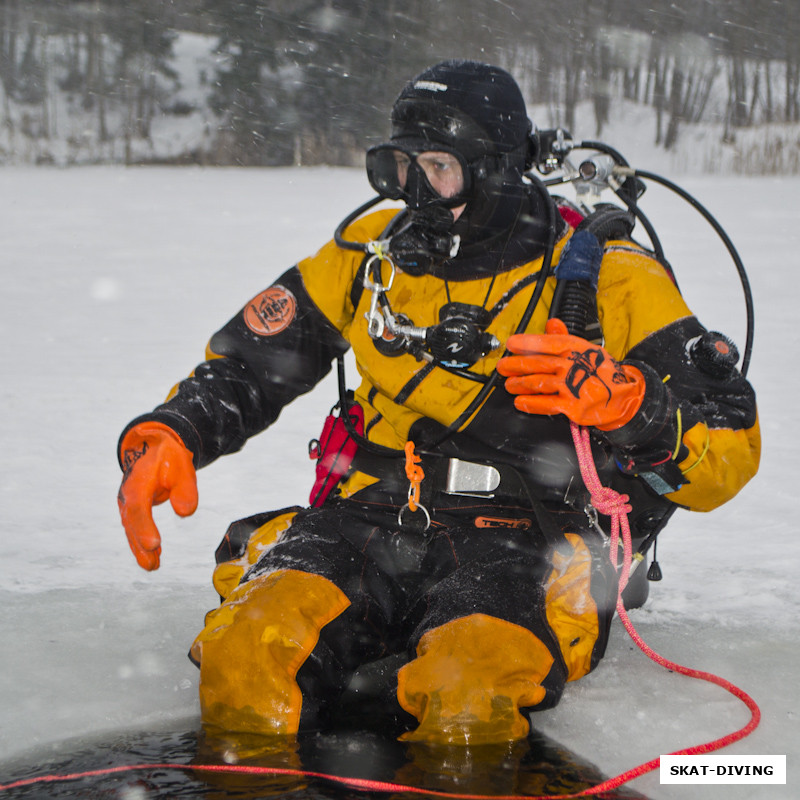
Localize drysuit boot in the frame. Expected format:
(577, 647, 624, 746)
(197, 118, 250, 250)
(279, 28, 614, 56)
(190, 569, 351, 736)
(396, 613, 554, 744)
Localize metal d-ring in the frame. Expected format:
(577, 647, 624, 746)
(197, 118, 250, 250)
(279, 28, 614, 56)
(398, 501, 431, 530)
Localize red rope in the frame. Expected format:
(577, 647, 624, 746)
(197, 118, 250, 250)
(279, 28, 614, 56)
(0, 426, 761, 799)
(0, 761, 642, 798)
(569, 422, 761, 781)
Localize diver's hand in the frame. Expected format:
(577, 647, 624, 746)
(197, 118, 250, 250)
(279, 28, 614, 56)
(497, 318, 645, 430)
(117, 422, 197, 570)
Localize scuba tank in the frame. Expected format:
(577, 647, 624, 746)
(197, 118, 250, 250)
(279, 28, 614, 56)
(548, 203, 635, 341)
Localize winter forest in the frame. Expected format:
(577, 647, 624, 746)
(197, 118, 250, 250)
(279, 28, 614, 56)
(2, 0, 800, 172)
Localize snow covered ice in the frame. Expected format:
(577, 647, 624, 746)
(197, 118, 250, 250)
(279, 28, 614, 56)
(0, 164, 797, 799)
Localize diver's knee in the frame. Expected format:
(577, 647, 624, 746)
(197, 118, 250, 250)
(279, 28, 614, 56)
(191, 569, 350, 735)
(396, 614, 555, 744)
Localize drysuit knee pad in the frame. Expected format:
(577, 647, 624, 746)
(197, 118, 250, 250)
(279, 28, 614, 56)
(191, 569, 350, 736)
(396, 613, 554, 744)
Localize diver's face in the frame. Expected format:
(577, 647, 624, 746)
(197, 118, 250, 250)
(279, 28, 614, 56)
(395, 150, 463, 198)
(366, 144, 468, 219)
(395, 151, 467, 220)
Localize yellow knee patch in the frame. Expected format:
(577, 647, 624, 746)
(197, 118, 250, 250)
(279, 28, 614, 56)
(191, 569, 350, 736)
(397, 614, 553, 744)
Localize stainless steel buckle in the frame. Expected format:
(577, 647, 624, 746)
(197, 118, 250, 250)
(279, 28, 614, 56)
(444, 458, 501, 497)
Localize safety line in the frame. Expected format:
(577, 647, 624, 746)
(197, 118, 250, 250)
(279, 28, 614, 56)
(0, 760, 651, 798)
(569, 422, 761, 788)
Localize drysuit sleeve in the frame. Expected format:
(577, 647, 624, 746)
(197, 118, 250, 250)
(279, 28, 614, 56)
(119, 265, 351, 469)
(117, 209, 397, 470)
(596, 243, 760, 512)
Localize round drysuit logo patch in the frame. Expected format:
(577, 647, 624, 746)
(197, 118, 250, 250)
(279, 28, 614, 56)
(244, 286, 297, 335)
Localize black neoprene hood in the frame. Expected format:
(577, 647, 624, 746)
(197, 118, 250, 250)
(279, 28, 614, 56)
(376, 59, 545, 259)
(389, 59, 531, 164)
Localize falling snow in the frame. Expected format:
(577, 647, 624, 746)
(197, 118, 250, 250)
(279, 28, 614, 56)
(0, 161, 796, 799)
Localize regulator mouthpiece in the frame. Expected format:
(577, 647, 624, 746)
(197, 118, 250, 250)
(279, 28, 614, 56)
(387, 206, 461, 275)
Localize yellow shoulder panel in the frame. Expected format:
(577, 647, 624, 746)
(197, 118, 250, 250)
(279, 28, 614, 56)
(597, 244, 693, 360)
(296, 208, 400, 335)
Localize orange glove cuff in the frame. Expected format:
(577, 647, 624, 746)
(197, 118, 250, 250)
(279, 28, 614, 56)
(119, 421, 187, 464)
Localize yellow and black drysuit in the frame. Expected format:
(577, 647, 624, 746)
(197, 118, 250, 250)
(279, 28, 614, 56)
(120, 194, 760, 745)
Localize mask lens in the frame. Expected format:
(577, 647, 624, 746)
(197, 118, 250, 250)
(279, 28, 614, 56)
(366, 146, 407, 200)
(366, 145, 469, 207)
(414, 151, 465, 199)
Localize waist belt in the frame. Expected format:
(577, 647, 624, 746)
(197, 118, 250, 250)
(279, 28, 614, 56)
(349, 449, 537, 506)
(347, 449, 591, 547)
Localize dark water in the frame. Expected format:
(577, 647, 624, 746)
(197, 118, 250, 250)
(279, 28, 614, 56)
(0, 723, 651, 799)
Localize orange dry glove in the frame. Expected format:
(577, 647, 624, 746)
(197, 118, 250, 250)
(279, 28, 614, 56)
(117, 422, 198, 571)
(497, 318, 646, 430)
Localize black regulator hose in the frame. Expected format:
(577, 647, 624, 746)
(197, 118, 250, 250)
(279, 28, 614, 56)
(578, 139, 669, 268)
(334, 202, 410, 459)
(334, 195, 386, 252)
(336, 353, 403, 458)
(573, 141, 752, 376)
(634, 169, 754, 377)
(425, 172, 559, 448)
